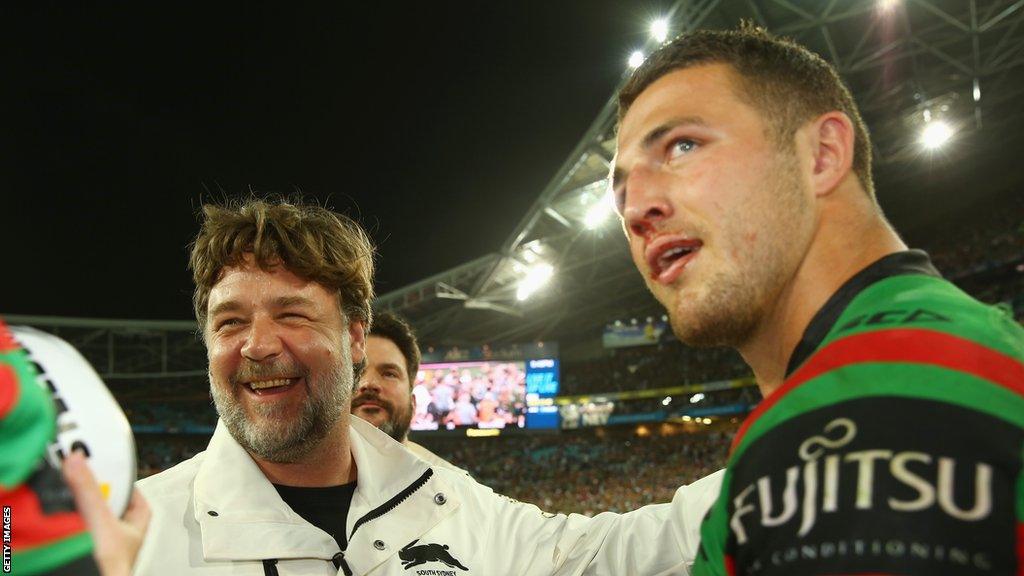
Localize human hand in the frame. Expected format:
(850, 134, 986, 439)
(62, 451, 150, 576)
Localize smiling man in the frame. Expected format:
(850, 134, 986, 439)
(613, 25, 1024, 576)
(132, 198, 724, 575)
(352, 311, 467, 475)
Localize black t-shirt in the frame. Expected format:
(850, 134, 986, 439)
(273, 482, 357, 549)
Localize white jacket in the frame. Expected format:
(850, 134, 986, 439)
(404, 440, 470, 477)
(134, 418, 723, 576)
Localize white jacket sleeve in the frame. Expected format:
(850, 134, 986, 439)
(465, 469, 724, 576)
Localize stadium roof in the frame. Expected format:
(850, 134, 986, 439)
(6, 0, 1024, 377)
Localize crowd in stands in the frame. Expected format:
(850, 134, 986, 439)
(420, 427, 732, 515)
(411, 363, 527, 431)
(610, 385, 760, 416)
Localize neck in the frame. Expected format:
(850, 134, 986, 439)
(739, 196, 906, 398)
(252, 417, 357, 487)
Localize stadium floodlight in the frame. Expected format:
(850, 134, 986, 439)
(689, 393, 705, 404)
(920, 120, 953, 150)
(516, 263, 554, 301)
(662, 396, 672, 406)
(650, 18, 669, 42)
(583, 195, 613, 229)
(629, 50, 645, 69)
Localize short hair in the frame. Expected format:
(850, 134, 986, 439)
(189, 197, 375, 333)
(618, 23, 875, 200)
(368, 311, 421, 387)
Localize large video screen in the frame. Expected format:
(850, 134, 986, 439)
(411, 358, 560, 431)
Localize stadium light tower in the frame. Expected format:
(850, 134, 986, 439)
(650, 18, 669, 43)
(583, 192, 614, 229)
(878, 0, 900, 12)
(628, 50, 645, 69)
(516, 263, 554, 301)
(920, 119, 953, 150)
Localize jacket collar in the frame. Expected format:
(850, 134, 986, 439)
(193, 417, 457, 566)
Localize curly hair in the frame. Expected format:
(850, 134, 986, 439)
(189, 197, 375, 333)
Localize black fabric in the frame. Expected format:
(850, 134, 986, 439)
(273, 481, 356, 549)
(784, 250, 942, 377)
(43, 553, 100, 576)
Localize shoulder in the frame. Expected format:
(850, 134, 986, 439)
(136, 451, 205, 504)
(828, 274, 1023, 359)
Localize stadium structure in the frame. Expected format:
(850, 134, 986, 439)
(4, 0, 1024, 513)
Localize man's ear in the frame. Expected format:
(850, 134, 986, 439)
(348, 320, 366, 364)
(807, 111, 856, 198)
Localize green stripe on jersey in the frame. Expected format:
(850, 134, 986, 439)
(14, 531, 93, 576)
(730, 362, 1024, 465)
(821, 275, 1024, 362)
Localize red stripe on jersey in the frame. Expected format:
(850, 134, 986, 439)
(0, 319, 17, 352)
(0, 364, 19, 420)
(733, 328, 1024, 452)
(724, 554, 736, 576)
(1017, 522, 1023, 576)
(2, 484, 87, 550)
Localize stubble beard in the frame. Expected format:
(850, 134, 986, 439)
(376, 401, 414, 443)
(211, 342, 353, 464)
(664, 150, 807, 349)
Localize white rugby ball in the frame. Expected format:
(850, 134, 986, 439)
(11, 326, 137, 517)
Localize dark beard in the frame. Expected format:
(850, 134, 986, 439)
(377, 414, 411, 443)
(352, 392, 413, 442)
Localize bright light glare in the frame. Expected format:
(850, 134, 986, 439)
(628, 51, 645, 69)
(973, 79, 981, 102)
(650, 19, 669, 42)
(702, 418, 712, 425)
(516, 263, 554, 301)
(920, 120, 953, 150)
(878, 0, 899, 12)
(584, 194, 614, 229)
(690, 393, 705, 404)
(662, 396, 672, 406)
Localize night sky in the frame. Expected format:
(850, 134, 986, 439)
(9, 2, 669, 320)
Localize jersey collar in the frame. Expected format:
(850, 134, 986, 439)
(785, 250, 941, 377)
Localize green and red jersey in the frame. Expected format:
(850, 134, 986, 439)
(0, 320, 96, 576)
(693, 251, 1024, 576)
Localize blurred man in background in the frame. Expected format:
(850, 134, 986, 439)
(352, 311, 468, 475)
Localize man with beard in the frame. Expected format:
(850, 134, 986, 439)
(352, 311, 468, 475)
(613, 25, 1024, 576)
(132, 197, 722, 575)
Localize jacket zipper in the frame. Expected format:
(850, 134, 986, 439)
(335, 468, 434, 576)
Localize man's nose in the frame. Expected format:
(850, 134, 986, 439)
(358, 373, 382, 393)
(622, 165, 674, 237)
(240, 315, 283, 362)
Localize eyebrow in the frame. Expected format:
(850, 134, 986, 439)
(272, 295, 317, 310)
(376, 361, 406, 376)
(207, 295, 317, 318)
(208, 300, 243, 319)
(611, 115, 710, 191)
